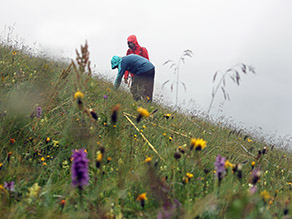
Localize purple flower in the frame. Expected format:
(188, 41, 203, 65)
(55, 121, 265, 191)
(103, 95, 108, 99)
(157, 199, 181, 219)
(214, 154, 226, 182)
(250, 185, 257, 195)
(36, 106, 42, 118)
(71, 148, 89, 190)
(4, 181, 15, 192)
(250, 168, 261, 185)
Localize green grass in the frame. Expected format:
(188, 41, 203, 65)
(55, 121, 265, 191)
(1, 42, 292, 219)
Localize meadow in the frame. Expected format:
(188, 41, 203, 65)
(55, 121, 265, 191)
(1, 39, 292, 219)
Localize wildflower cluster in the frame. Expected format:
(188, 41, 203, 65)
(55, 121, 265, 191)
(71, 148, 89, 190)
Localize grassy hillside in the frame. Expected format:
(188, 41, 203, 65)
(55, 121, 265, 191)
(1, 42, 292, 219)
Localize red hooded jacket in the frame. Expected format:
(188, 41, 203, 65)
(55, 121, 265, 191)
(124, 35, 149, 80)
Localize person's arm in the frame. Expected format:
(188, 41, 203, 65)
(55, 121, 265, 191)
(124, 50, 131, 81)
(141, 47, 149, 60)
(114, 60, 127, 89)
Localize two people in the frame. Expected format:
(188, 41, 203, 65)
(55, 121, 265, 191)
(111, 35, 155, 102)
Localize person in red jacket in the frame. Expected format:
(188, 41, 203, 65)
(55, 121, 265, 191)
(124, 35, 150, 84)
(124, 35, 152, 101)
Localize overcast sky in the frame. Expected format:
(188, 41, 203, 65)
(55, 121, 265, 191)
(1, 0, 292, 142)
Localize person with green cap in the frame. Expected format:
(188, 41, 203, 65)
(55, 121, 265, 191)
(111, 54, 155, 102)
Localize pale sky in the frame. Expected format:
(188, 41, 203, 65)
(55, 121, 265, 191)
(1, 0, 292, 144)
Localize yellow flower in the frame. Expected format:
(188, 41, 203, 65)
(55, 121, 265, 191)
(74, 91, 84, 100)
(163, 113, 171, 119)
(97, 153, 103, 162)
(260, 190, 271, 202)
(43, 162, 47, 166)
(0, 163, 3, 168)
(186, 173, 194, 179)
(136, 193, 147, 201)
(107, 157, 112, 161)
(251, 161, 255, 166)
(183, 177, 189, 184)
(0, 184, 4, 190)
(162, 133, 166, 136)
(190, 138, 207, 151)
(12, 51, 17, 56)
(137, 107, 150, 118)
(247, 138, 253, 143)
(145, 157, 152, 163)
(41, 157, 45, 162)
(53, 140, 59, 147)
(225, 160, 233, 169)
(143, 125, 146, 129)
(62, 160, 69, 169)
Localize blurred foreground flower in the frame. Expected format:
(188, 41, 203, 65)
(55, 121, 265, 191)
(157, 199, 181, 219)
(10, 138, 15, 144)
(111, 104, 120, 124)
(74, 91, 84, 107)
(260, 190, 271, 203)
(71, 148, 89, 190)
(96, 152, 103, 168)
(136, 107, 150, 122)
(8, 152, 12, 163)
(145, 157, 152, 164)
(60, 199, 66, 210)
(250, 168, 261, 185)
(137, 193, 147, 209)
(4, 181, 15, 192)
(29, 183, 41, 198)
(214, 155, 226, 185)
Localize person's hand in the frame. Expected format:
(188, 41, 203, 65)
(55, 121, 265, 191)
(124, 78, 128, 84)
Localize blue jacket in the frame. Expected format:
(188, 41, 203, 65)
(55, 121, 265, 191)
(111, 54, 155, 88)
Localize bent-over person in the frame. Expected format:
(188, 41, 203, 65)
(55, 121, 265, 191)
(111, 54, 155, 102)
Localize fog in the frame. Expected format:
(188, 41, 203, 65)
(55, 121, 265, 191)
(1, 0, 292, 142)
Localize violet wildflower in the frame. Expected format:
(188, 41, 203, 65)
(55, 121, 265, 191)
(103, 95, 108, 99)
(71, 148, 89, 190)
(4, 181, 15, 192)
(157, 199, 181, 219)
(36, 106, 42, 118)
(214, 154, 226, 185)
(250, 185, 257, 195)
(250, 168, 261, 185)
